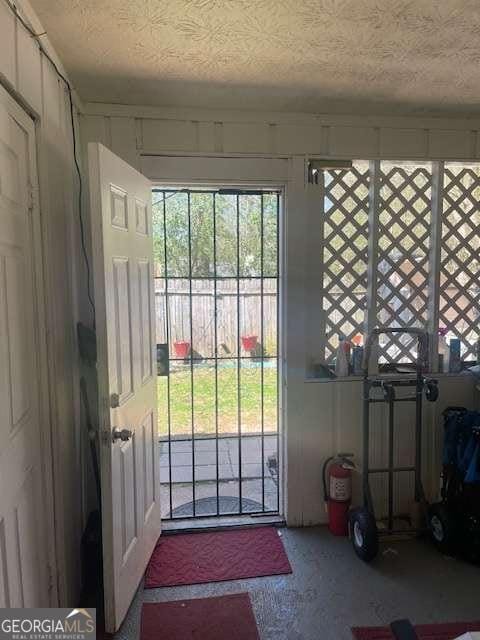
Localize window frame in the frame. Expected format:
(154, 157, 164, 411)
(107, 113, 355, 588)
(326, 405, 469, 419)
(318, 159, 480, 371)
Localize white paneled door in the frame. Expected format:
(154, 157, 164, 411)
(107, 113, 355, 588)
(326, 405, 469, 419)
(0, 91, 50, 606)
(88, 143, 160, 633)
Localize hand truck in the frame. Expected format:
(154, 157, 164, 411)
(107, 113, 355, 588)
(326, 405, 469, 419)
(349, 327, 439, 561)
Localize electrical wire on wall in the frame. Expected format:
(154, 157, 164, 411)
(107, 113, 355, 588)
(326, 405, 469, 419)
(4, 0, 96, 328)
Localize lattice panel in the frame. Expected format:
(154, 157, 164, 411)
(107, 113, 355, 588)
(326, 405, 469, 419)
(323, 162, 369, 361)
(440, 165, 480, 358)
(376, 163, 432, 362)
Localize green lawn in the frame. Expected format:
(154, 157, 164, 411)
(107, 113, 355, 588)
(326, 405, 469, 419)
(158, 364, 278, 437)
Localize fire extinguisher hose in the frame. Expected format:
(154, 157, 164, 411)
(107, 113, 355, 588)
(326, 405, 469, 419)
(322, 456, 335, 502)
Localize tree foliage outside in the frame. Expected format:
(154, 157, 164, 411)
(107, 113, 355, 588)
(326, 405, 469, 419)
(152, 191, 278, 278)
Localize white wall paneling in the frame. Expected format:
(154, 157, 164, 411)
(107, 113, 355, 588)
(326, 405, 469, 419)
(81, 103, 480, 526)
(428, 130, 475, 159)
(0, 0, 84, 606)
(222, 122, 272, 154)
(141, 119, 198, 154)
(109, 117, 139, 169)
(83, 103, 480, 164)
(0, 0, 16, 88)
(141, 155, 290, 184)
(276, 124, 325, 155)
(17, 21, 42, 114)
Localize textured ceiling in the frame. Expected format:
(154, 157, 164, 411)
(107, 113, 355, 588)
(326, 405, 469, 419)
(30, 0, 480, 115)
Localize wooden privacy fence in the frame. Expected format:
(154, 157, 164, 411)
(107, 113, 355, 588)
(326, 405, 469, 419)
(155, 278, 278, 359)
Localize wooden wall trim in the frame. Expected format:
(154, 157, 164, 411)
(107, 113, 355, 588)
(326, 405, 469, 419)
(82, 111, 480, 162)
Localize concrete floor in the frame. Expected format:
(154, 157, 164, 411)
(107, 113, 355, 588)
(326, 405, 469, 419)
(115, 527, 480, 640)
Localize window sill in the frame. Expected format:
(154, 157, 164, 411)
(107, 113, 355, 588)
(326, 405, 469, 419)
(304, 372, 474, 383)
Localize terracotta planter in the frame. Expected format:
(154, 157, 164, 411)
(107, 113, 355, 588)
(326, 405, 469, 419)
(174, 341, 190, 358)
(241, 335, 258, 351)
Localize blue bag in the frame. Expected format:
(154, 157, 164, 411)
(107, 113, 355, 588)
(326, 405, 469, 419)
(443, 409, 480, 485)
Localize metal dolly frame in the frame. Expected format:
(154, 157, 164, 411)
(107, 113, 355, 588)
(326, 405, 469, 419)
(350, 327, 438, 562)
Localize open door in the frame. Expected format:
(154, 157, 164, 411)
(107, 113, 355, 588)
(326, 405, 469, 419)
(88, 143, 160, 632)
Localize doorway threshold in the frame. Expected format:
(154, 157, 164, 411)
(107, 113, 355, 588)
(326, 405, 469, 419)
(162, 513, 285, 534)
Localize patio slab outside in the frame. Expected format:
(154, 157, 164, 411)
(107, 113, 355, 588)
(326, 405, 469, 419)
(159, 434, 279, 518)
(159, 434, 277, 483)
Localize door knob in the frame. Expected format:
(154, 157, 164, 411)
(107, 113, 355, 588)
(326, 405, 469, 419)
(112, 428, 133, 442)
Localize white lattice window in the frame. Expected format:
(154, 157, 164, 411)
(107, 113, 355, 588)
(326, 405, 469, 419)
(376, 162, 432, 362)
(318, 159, 480, 371)
(440, 164, 480, 358)
(323, 161, 369, 361)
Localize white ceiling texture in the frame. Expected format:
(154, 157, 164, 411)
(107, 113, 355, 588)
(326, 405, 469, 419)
(30, 0, 480, 115)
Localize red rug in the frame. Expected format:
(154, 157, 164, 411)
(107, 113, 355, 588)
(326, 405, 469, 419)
(352, 621, 480, 639)
(141, 593, 260, 640)
(145, 526, 292, 588)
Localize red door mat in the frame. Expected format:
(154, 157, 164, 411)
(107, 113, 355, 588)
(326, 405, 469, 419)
(141, 593, 260, 640)
(352, 621, 480, 640)
(145, 526, 292, 588)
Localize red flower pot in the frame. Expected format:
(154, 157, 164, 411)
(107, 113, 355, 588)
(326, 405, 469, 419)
(174, 341, 190, 358)
(241, 335, 258, 351)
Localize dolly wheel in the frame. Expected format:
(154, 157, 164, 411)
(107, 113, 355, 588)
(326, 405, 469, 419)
(349, 507, 379, 562)
(428, 503, 455, 553)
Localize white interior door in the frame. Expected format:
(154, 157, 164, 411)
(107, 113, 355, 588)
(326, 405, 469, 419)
(88, 143, 160, 632)
(0, 92, 50, 605)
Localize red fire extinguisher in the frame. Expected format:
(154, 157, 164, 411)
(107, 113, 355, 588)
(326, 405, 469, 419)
(322, 453, 355, 536)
